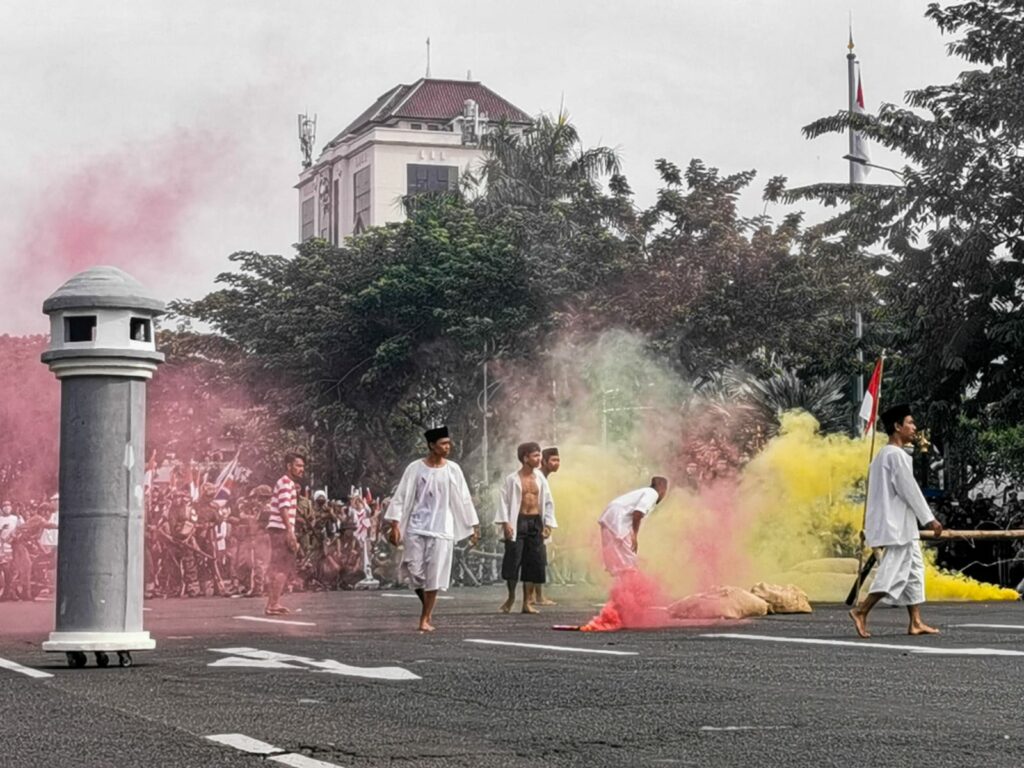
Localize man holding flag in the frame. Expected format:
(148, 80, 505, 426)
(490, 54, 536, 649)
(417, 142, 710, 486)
(850, 403, 943, 638)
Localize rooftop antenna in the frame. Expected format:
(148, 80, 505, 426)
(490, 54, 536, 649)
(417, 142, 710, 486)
(426, 36, 432, 78)
(298, 111, 317, 168)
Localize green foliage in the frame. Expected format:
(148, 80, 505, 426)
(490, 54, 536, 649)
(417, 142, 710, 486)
(788, 1, 1024, 492)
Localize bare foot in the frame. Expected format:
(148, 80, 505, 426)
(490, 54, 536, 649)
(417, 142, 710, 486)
(418, 622, 436, 632)
(265, 605, 287, 616)
(499, 598, 514, 614)
(909, 623, 940, 635)
(522, 605, 540, 615)
(538, 598, 557, 606)
(849, 608, 871, 638)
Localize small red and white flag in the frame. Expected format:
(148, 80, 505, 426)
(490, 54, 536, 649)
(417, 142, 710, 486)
(859, 357, 883, 434)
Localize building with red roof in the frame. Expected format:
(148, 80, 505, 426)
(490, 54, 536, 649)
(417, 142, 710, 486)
(296, 77, 531, 243)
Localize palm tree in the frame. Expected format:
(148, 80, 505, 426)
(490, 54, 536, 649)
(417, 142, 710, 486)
(472, 111, 622, 212)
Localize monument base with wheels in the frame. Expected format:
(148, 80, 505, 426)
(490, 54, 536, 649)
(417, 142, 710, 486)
(44, 631, 154, 668)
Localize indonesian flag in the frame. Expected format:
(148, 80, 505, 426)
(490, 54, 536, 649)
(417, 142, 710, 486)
(851, 64, 871, 182)
(859, 358, 883, 435)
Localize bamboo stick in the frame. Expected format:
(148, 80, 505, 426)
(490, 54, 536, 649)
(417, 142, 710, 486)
(920, 529, 1024, 540)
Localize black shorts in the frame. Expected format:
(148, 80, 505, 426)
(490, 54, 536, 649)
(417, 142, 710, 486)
(501, 516, 546, 584)
(267, 529, 296, 576)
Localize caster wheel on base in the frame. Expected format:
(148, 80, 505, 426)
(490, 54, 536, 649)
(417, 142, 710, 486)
(95, 652, 110, 667)
(66, 652, 87, 669)
(117, 651, 133, 667)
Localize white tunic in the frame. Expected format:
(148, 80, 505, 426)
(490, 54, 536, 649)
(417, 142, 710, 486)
(385, 459, 479, 592)
(494, 469, 557, 542)
(384, 459, 479, 541)
(598, 487, 659, 539)
(865, 445, 936, 548)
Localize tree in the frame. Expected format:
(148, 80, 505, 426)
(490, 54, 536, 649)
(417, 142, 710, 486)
(788, 1, 1024, 491)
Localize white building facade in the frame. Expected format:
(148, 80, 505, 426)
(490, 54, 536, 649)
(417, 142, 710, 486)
(296, 78, 531, 244)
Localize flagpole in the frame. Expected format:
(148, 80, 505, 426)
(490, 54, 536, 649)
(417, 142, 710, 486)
(847, 26, 866, 415)
(847, 25, 857, 186)
(853, 353, 885, 603)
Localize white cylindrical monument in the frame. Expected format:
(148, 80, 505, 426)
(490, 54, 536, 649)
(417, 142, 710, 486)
(40, 266, 165, 668)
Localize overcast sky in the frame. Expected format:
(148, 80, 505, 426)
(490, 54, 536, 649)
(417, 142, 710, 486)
(0, 1, 964, 335)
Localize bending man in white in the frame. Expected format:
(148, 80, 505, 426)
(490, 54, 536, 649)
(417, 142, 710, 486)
(386, 426, 479, 632)
(598, 477, 668, 575)
(850, 403, 943, 638)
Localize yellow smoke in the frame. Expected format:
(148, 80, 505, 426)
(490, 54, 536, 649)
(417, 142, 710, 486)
(546, 410, 1017, 602)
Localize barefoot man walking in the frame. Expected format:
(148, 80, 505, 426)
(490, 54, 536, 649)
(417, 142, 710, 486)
(850, 404, 943, 638)
(386, 426, 480, 632)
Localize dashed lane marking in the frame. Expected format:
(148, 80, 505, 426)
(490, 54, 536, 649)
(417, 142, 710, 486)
(206, 733, 282, 755)
(465, 639, 638, 656)
(703, 633, 1024, 656)
(951, 624, 1024, 631)
(233, 615, 317, 627)
(381, 593, 453, 600)
(0, 656, 53, 679)
(206, 734, 345, 767)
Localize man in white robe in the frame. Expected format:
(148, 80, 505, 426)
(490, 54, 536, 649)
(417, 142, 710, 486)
(495, 442, 557, 614)
(850, 403, 943, 638)
(597, 477, 668, 575)
(385, 426, 479, 632)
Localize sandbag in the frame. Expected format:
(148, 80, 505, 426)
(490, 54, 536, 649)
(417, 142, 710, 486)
(764, 570, 871, 603)
(750, 582, 813, 614)
(667, 586, 769, 620)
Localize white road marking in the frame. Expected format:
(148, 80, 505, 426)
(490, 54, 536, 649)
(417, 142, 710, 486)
(207, 734, 345, 767)
(209, 658, 303, 669)
(703, 633, 1024, 656)
(270, 753, 344, 768)
(951, 624, 1024, 631)
(465, 639, 638, 656)
(381, 593, 453, 600)
(208, 648, 420, 681)
(234, 615, 317, 627)
(206, 733, 283, 755)
(700, 725, 792, 732)
(166, 635, 194, 640)
(0, 656, 53, 679)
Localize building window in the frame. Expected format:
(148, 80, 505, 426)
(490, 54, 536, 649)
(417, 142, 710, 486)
(427, 124, 440, 131)
(130, 318, 152, 342)
(353, 167, 371, 231)
(301, 198, 315, 241)
(410, 123, 422, 130)
(407, 164, 458, 195)
(64, 315, 97, 343)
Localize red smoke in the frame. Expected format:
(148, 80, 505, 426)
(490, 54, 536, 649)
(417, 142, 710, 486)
(581, 570, 668, 631)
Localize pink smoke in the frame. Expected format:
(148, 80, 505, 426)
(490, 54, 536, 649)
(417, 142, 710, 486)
(5, 130, 233, 334)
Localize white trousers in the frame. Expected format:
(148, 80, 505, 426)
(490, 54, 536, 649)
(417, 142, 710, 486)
(400, 534, 454, 592)
(871, 541, 925, 606)
(600, 525, 638, 575)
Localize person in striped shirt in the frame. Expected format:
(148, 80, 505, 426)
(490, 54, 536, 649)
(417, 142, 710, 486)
(265, 451, 305, 616)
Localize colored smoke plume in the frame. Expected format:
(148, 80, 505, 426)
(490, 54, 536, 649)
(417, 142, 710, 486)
(4, 130, 233, 335)
(489, 329, 1015, 631)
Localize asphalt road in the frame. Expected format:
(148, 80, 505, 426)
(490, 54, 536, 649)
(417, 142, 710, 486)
(2, 586, 1024, 767)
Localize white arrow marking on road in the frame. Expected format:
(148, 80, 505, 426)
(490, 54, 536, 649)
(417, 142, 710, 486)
(208, 648, 420, 681)
(234, 615, 317, 627)
(703, 633, 1024, 656)
(209, 658, 304, 669)
(465, 639, 638, 656)
(0, 656, 52, 679)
